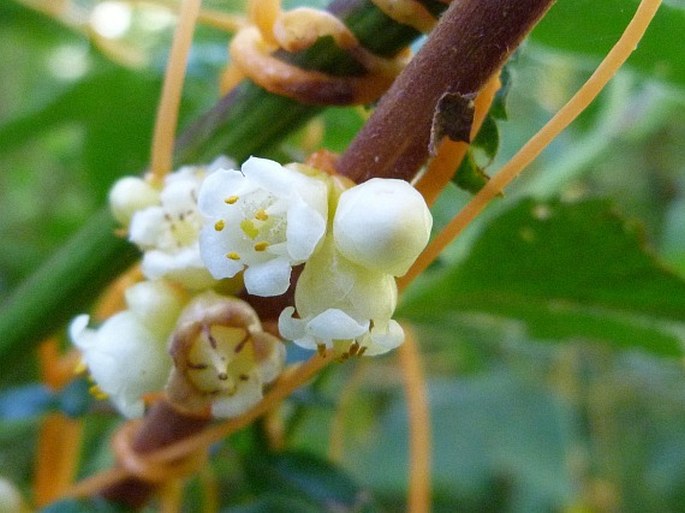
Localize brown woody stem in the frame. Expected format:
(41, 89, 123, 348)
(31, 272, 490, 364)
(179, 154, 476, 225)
(101, 400, 210, 509)
(336, 0, 556, 183)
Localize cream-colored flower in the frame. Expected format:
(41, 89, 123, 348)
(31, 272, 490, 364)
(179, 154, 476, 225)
(69, 280, 186, 418)
(167, 292, 285, 418)
(333, 178, 432, 276)
(278, 235, 404, 356)
(117, 156, 234, 289)
(198, 157, 328, 297)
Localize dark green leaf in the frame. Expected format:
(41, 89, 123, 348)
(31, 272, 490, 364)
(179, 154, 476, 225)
(530, 0, 685, 89)
(452, 153, 490, 194)
(400, 198, 685, 355)
(471, 115, 500, 163)
(243, 451, 379, 513)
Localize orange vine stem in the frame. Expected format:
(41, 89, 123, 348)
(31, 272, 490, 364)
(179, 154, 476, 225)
(398, 328, 432, 513)
(399, 0, 663, 291)
(34, 339, 85, 506)
(149, 0, 202, 183)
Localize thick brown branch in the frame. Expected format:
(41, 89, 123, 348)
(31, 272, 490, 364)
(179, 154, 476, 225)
(336, 0, 556, 183)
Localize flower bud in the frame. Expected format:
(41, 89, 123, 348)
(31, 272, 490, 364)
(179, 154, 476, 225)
(109, 176, 159, 226)
(333, 178, 432, 276)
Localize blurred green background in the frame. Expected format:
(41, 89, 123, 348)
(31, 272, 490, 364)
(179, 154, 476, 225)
(1, 0, 685, 511)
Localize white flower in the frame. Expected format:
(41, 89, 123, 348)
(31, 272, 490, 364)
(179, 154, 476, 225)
(120, 157, 234, 289)
(333, 178, 432, 276)
(0, 477, 26, 513)
(69, 280, 185, 418)
(166, 292, 285, 418)
(198, 157, 328, 297)
(278, 235, 404, 356)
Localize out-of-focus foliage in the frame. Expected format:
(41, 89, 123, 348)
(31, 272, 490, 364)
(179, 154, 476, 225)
(1, 0, 685, 512)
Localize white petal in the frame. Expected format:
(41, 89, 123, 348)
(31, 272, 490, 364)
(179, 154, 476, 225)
(69, 314, 94, 350)
(306, 309, 369, 341)
(363, 320, 405, 356)
(333, 178, 432, 276)
(278, 307, 306, 341)
(286, 201, 326, 261)
(211, 375, 263, 418)
(243, 257, 292, 296)
(197, 169, 254, 218)
(129, 207, 166, 248)
(242, 156, 294, 195)
(199, 225, 245, 279)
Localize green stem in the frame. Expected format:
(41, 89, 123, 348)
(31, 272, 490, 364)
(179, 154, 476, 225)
(0, 0, 446, 362)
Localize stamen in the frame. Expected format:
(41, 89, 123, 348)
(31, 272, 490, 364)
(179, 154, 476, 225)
(89, 384, 108, 400)
(316, 344, 327, 357)
(226, 252, 241, 260)
(225, 195, 239, 204)
(214, 219, 225, 231)
(74, 359, 87, 375)
(255, 209, 269, 221)
(253, 241, 269, 252)
(348, 341, 360, 356)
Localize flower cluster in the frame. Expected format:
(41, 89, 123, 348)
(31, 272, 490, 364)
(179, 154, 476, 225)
(70, 156, 431, 420)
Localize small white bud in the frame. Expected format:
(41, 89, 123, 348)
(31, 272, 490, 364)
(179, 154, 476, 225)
(333, 178, 432, 276)
(109, 176, 159, 226)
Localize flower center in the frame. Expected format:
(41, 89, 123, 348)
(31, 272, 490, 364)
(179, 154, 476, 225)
(186, 324, 256, 395)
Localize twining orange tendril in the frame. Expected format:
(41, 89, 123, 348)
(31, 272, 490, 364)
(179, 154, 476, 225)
(159, 479, 184, 513)
(112, 421, 208, 483)
(371, 0, 437, 33)
(62, 351, 333, 498)
(398, 328, 432, 513)
(400, 0, 663, 291)
(199, 467, 220, 513)
(34, 339, 85, 506)
(328, 361, 367, 462)
(414, 73, 501, 207)
(149, 0, 202, 183)
(229, 0, 411, 105)
(197, 8, 246, 32)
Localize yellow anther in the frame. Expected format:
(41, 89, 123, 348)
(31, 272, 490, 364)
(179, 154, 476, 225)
(254, 241, 269, 252)
(89, 384, 108, 400)
(226, 252, 241, 260)
(255, 209, 269, 221)
(74, 359, 87, 375)
(240, 219, 259, 239)
(225, 195, 239, 204)
(214, 219, 226, 231)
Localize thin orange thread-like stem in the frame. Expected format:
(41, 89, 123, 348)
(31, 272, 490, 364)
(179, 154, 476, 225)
(149, 0, 202, 183)
(398, 329, 431, 513)
(159, 479, 183, 513)
(34, 339, 85, 506)
(328, 361, 367, 462)
(35, 414, 85, 506)
(399, 0, 663, 291)
(414, 73, 501, 207)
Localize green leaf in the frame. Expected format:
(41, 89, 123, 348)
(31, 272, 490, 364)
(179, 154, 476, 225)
(530, 0, 685, 89)
(243, 451, 380, 513)
(399, 198, 685, 356)
(452, 153, 490, 194)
